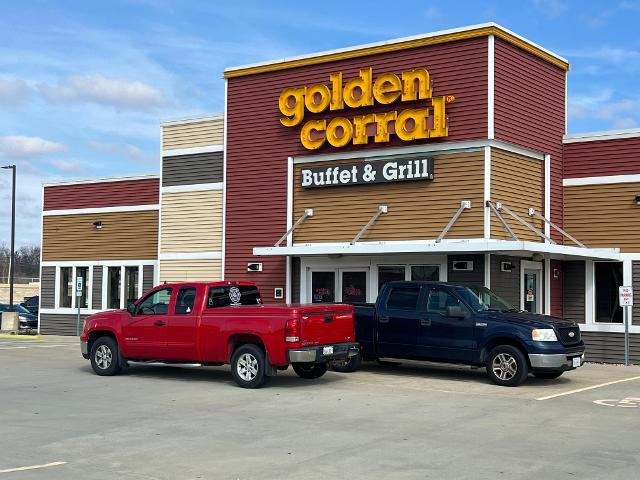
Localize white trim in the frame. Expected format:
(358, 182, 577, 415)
(579, 323, 640, 334)
(43, 204, 159, 216)
(544, 257, 551, 315)
(221, 79, 228, 280)
(285, 256, 292, 303)
(286, 157, 294, 247)
(159, 251, 222, 261)
(585, 260, 594, 324)
(544, 154, 551, 240)
(162, 144, 224, 157)
(42, 173, 158, 187)
(38, 184, 44, 334)
(40, 308, 102, 316)
(484, 253, 491, 288)
(488, 35, 495, 140)
(42, 260, 157, 268)
(563, 127, 640, 144)
(161, 183, 223, 194)
(161, 113, 224, 127)
(293, 139, 544, 164)
(564, 71, 568, 135)
(483, 146, 491, 239)
(563, 174, 640, 187)
(157, 121, 164, 286)
(521, 260, 543, 313)
(225, 23, 567, 73)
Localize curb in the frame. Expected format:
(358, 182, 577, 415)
(0, 333, 43, 340)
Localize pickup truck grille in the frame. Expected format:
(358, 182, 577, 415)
(557, 326, 581, 345)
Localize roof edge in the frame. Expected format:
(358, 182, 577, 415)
(161, 113, 224, 127)
(42, 173, 159, 187)
(564, 128, 640, 144)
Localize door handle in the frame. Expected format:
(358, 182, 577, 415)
(153, 320, 167, 327)
(378, 316, 390, 324)
(420, 318, 431, 326)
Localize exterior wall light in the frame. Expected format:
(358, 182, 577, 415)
(635, 195, 640, 205)
(93, 220, 103, 230)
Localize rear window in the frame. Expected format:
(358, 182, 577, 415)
(207, 285, 262, 308)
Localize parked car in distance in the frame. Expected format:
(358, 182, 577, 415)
(80, 281, 358, 388)
(21, 295, 39, 316)
(0, 304, 38, 330)
(337, 281, 585, 387)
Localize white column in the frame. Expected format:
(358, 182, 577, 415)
(585, 260, 594, 324)
(544, 258, 551, 315)
(484, 146, 491, 239)
(484, 253, 491, 288)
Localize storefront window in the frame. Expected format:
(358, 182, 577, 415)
(75, 267, 89, 309)
(59, 267, 72, 308)
(311, 271, 335, 303)
(378, 265, 405, 291)
(342, 271, 367, 303)
(411, 265, 440, 282)
(124, 266, 139, 306)
(107, 266, 121, 309)
(595, 262, 623, 323)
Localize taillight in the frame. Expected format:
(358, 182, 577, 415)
(285, 318, 300, 343)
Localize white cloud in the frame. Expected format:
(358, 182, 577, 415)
(39, 74, 166, 110)
(533, 0, 568, 17)
(566, 46, 640, 63)
(569, 89, 640, 128)
(50, 159, 83, 173)
(0, 78, 30, 105)
(0, 135, 65, 159)
(88, 140, 155, 163)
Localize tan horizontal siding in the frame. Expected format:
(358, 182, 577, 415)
(160, 190, 223, 252)
(564, 182, 640, 251)
(43, 211, 158, 261)
(293, 151, 484, 243)
(491, 149, 544, 241)
(159, 259, 222, 282)
(162, 118, 224, 150)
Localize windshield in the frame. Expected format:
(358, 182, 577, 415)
(0, 304, 31, 314)
(454, 286, 517, 313)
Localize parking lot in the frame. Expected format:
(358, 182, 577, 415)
(1, 336, 639, 480)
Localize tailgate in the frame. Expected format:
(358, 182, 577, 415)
(300, 305, 354, 346)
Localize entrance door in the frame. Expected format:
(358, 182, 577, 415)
(521, 262, 543, 313)
(310, 271, 336, 303)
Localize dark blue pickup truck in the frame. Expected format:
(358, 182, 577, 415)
(335, 281, 585, 386)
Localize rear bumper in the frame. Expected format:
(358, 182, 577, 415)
(288, 342, 359, 363)
(81, 341, 89, 359)
(529, 348, 585, 371)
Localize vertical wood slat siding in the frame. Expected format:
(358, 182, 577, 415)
(40, 266, 56, 309)
(490, 149, 543, 241)
(44, 178, 159, 211)
(92, 266, 103, 310)
(160, 191, 223, 252)
(43, 211, 159, 261)
(162, 118, 224, 150)
(293, 152, 484, 243)
(550, 259, 563, 318)
(226, 38, 489, 303)
(40, 313, 89, 336)
(159, 259, 222, 283)
(563, 261, 585, 324)
(143, 265, 155, 293)
(633, 261, 640, 326)
(564, 137, 640, 178)
(161, 152, 223, 187)
(447, 254, 485, 287)
(490, 255, 521, 308)
(493, 39, 565, 245)
(564, 183, 640, 251)
(581, 331, 640, 365)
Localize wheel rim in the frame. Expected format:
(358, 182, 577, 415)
(237, 353, 259, 381)
(95, 345, 113, 370)
(492, 353, 517, 381)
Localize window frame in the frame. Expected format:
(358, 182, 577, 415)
(55, 265, 93, 311)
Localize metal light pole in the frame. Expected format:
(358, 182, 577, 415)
(1, 165, 16, 311)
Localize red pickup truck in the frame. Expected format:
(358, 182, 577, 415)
(80, 281, 358, 388)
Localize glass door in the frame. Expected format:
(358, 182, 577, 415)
(523, 267, 542, 313)
(311, 271, 335, 303)
(340, 270, 368, 303)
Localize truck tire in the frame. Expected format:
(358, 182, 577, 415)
(90, 336, 122, 376)
(486, 345, 529, 387)
(292, 362, 328, 379)
(231, 344, 268, 389)
(533, 371, 564, 380)
(331, 353, 362, 373)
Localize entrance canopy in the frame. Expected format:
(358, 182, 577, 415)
(254, 239, 620, 261)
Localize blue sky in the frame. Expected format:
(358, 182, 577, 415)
(1, 0, 640, 245)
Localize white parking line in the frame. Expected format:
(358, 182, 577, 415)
(537, 376, 640, 401)
(0, 461, 66, 474)
(0, 344, 75, 350)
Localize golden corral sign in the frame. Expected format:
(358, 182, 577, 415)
(278, 68, 454, 150)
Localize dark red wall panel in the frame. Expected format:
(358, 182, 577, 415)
(564, 137, 640, 178)
(494, 38, 565, 245)
(226, 38, 489, 302)
(550, 260, 563, 318)
(44, 178, 159, 211)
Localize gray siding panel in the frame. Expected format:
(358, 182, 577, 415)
(143, 265, 155, 293)
(447, 254, 485, 287)
(489, 256, 520, 308)
(563, 261, 585, 324)
(582, 331, 640, 365)
(633, 261, 640, 325)
(40, 266, 56, 309)
(40, 313, 89, 336)
(291, 257, 300, 304)
(162, 152, 223, 187)
(92, 266, 103, 310)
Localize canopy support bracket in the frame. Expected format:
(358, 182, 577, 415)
(436, 201, 471, 243)
(275, 209, 313, 247)
(351, 205, 388, 244)
(498, 203, 555, 244)
(486, 201, 519, 241)
(528, 209, 587, 248)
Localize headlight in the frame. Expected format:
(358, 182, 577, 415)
(532, 328, 558, 342)
(18, 315, 28, 322)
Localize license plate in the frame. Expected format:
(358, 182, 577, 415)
(572, 357, 581, 368)
(323, 346, 334, 356)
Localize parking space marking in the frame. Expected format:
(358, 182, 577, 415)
(537, 375, 640, 401)
(0, 461, 66, 474)
(0, 343, 75, 350)
(593, 397, 640, 408)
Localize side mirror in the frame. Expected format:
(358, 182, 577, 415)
(127, 303, 136, 315)
(447, 305, 467, 319)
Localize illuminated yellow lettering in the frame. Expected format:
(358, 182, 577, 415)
(344, 68, 373, 108)
(396, 108, 430, 141)
(374, 111, 397, 143)
(353, 114, 375, 145)
(373, 73, 402, 105)
(305, 84, 331, 113)
(401, 69, 432, 102)
(329, 72, 344, 111)
(429, 96, 448, 138)
(300, 120, 326, 150)
(279, 87, 306, 126)
(326, 117, 353, 148)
